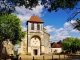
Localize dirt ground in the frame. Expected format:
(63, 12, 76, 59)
(4, 54, 80, 60)
(19, 54, 68, 60)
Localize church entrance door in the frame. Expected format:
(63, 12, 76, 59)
(33, 49, 38, 55)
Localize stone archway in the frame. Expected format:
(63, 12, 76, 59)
(31, 35, 41, 55)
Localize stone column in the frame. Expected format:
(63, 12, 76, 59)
(28, 35, 31, 55)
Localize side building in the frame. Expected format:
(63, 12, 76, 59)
(51, 42, 62, 53)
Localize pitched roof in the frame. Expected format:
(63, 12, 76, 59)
(51, 42, 60, 48)
(27, 16, 44, 23)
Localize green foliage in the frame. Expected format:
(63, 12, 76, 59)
(43, 0, 80, 12)
(14, 51, 18, 55)
(61, 37, 80, 53)
(72, 18, 80, 31)
(0, 0, 80, 13)
(21, 31, 26, 39)
(15, 32, 26, 44)
(0, 13, 25, 44)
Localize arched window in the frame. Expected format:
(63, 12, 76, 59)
(37, 23, 40, 30)
(31, 23, 34, 30)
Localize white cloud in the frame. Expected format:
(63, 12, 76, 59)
(50, 35, 67, 42)
(15, 5, 44, 22)
(45, 26, 69, 42)
(44, 25, 55, 33)
(49, 28, 69, 42)
(64, 21, 73, 31)
(45, 20, 79, 42)
(70, 29, 79, 33)
(64, 20, 79, 33)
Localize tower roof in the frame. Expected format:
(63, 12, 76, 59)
(27, 16, 44, 23)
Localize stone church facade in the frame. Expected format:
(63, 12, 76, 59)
(18, 16, 51, 55)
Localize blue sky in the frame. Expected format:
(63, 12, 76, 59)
(15, 2, 80, 42)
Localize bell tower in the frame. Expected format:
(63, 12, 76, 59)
(26, 16, 44, 55)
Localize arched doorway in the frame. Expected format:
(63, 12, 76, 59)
(31, 35, 41, 55)
(33, 49, 38, 55)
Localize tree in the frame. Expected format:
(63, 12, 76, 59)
(61, 37, 80, 53)
(0, 13, 25, 44)
(72, 38, 80, 53)
(61, 37, 74, 52)
(0, 0, 80, 13)
(0, 13, 25, 59)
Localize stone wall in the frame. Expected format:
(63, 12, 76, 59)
(51, 48, 62, 53)
(2, 39, 14, 55)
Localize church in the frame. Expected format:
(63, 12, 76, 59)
(18, 16, 51, 55)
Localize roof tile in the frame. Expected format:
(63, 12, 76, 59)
(51, 42, 60, 48)
(27, 16, 44, 23)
